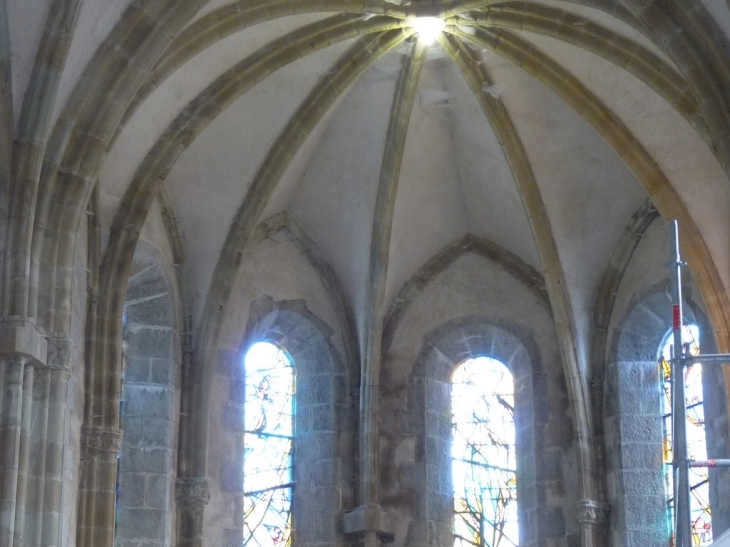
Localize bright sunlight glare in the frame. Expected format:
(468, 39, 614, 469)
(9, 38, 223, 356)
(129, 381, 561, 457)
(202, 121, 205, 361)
(411, 17, 446, 46)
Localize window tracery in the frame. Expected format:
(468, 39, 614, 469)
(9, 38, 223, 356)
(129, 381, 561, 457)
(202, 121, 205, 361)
(452, 356, 518, 547)
(660, 325, 712, 546)
(244, 341, 295, 547)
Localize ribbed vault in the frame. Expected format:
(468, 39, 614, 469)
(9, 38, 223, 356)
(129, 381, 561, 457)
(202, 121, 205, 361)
(3, 1, 730, 546)
(74, 3, 730, 545)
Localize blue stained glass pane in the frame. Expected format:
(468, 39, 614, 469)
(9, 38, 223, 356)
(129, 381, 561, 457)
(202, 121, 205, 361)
(244, 342, 294, 547)
(661, 325, 712, 546)
(452, 357, 518, 547)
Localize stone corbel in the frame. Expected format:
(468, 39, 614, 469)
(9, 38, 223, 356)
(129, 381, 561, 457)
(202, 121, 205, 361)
(175, 477, 212, 506)
(81, 425, 124, 457)
(343, 503, 395, 543)
(176, 477, 211, 541)
(575, 499, 610, 527)
(0, 320, 48, 367)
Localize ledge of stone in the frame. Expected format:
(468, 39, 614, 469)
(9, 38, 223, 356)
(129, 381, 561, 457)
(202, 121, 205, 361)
(343, 503, 395, 543)
(0, 320, 47, 366)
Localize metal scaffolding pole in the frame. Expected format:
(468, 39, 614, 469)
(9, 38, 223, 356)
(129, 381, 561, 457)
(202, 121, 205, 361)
(670, 219, 692, 547)
(668, 220, 730, 546)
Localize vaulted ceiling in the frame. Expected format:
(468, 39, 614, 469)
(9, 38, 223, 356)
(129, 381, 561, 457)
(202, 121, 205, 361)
(8, 0, 730, 377)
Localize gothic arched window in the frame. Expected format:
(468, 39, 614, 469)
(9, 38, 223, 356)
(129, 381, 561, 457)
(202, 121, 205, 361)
(244, 341, 295, 547)
(660, 324, 712, 545)
(452, 356, 518, 547)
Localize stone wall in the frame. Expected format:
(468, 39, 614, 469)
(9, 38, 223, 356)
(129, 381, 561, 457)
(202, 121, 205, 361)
(116, 249, 180, 547)
(210, 299, 351, 547)
(380, 251, 578, 547)
(606, 217, 730, 546)
(204, 232, 355, 547)
(403, 317, 542, 547)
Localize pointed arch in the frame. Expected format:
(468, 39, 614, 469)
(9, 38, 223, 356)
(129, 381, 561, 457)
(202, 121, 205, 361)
(383, 234, 548, 358)
(607, 282, 730, 545)
(405, 316, 547, 547)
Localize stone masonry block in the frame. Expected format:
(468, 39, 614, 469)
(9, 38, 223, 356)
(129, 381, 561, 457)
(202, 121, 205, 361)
(228, 380, 245, 403)
(118, 473, 146, 507)
(142, 418, 174, 447)
(124, 295, 172, 327)
(126, 276, 168, 302)
(311, 404, 334, 432)
(620, 442, 662, 470)
(297, 375, 333, 405)
(220, 459, 244, 494)
(296, 403, 311, 433)
(122, 447, 170, 475)
(124, 357, 151, 383)
(297, 342, 333, 374)
(121, 416, 142, 446)
(424, 380, 449, 414)
(620, 414, 662, 443)
(126, 327, 175, 359)
(300, 458, 335, 488)
(296, 432, 335, 463)
(116, 507, 165, 539)
(223, 528, 244, 547)
(621, 471, 663, 497)
(149, 358, 176, 386)
(145, 474, 170, 509)
(216, 347, 238, 377)
(538, 449, 563, 482)
(221, 403, 244, 433)
(616, 332, 662, 362)
(124, 385, 173, 420)
(540, 506, 565, 538)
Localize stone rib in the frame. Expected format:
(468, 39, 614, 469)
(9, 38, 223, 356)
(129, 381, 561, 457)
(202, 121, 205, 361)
(31, 0, 206, 330)
(589, 197, 659, 504)
(0, 0, 12, 315)
(360, 38, 424, 512)
(96, 14, 396, 435)
(451, 25, 730, 359)
(190, 30, 411, 478)
(461, 3, 715, 156)
(440, 31, 601, 545)
(382, 233, 550, 358)
(4, 0, 83, 319)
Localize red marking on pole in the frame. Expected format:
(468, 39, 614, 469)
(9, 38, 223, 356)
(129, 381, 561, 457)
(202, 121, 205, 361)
(690, 460, 717, 468)
(673, 305, 681, 331)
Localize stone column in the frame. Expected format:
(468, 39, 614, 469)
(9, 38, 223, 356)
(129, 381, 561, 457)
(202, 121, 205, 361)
(76, 426, 124, 547)
(0, 355, 27, 547)
(576, 499, 610, 547)
(175, 477, 210, 547)
(0, 320, 49, 547)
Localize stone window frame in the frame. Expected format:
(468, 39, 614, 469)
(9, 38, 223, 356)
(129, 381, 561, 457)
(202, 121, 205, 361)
(117, 248, 181, 547)
(606, 283, 730, 547)
(403, 315, 552, 547)
(218, 296, 352, 547)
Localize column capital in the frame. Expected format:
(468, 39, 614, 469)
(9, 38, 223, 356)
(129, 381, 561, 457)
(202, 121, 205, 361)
(343, 503, 395, 543)
(175, 477, 211, 506)
(575, 499, 610, 526)
(81, 425, 123, 456)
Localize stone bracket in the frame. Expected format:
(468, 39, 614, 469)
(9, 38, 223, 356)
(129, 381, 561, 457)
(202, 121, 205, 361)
(0, 320, 48, 367)
(81, 426, 124, 456)
(343, 504, 395, 543)
(175, 477, 212, 505)
(575, 499, 610, 526)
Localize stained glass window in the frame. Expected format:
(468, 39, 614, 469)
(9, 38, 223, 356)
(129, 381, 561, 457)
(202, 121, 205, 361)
(452, 357, 518, 547)
(244, 341, 294, 547)
(660, 325, 712, 546)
